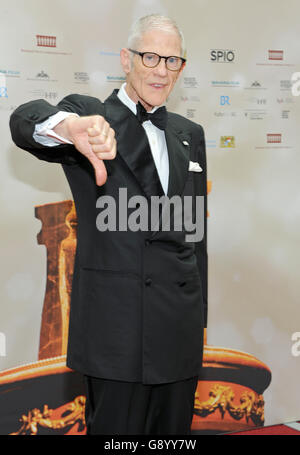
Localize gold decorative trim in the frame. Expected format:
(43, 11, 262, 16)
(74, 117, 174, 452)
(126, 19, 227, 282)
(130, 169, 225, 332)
(0, 355, 70, 386)
(10, 385, 265, 434)
(194, 384, 264, 425)
(10, 396, 86, 435)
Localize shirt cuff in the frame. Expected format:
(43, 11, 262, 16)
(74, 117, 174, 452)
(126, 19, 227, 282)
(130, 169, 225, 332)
(33, 111, 79, 146)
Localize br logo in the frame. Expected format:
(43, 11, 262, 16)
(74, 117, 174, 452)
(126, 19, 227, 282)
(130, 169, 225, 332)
(220, 96, 230, 105)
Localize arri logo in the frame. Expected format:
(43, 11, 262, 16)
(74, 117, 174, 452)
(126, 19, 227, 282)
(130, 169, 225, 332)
(211, 49, 235, 63)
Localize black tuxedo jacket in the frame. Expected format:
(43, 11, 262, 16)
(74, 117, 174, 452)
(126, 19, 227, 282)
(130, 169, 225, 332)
(10, 90, 208, 384)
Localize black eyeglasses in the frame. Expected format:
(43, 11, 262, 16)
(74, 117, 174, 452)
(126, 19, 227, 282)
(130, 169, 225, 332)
(128, 49, 186, 71)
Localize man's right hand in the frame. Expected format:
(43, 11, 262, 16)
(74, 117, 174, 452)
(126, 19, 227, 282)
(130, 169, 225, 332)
(54, 114, 117, 186)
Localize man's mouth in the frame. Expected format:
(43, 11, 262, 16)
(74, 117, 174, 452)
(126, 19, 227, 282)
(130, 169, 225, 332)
(149, 83, 166, 89)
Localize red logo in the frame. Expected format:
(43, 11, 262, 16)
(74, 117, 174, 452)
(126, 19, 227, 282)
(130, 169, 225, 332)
(268, 50, 283, 60)
(36, 35, 56, 48)
(267, 134, 282, 143)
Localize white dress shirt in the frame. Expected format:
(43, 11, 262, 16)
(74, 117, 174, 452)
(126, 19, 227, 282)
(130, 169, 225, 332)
(33, 83, 169, 194)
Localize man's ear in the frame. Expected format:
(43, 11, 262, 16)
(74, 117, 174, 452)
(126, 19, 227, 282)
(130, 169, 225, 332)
(120, 48, 131, 75)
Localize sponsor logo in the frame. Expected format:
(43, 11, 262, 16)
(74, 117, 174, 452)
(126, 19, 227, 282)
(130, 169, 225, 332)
(44, 92, 59, 101)
(244, 110, 267, 120)
(277, 97, 293, 104)
(74, 72, 89, 84)
(0, 69, 20, 78)
(280, 80, 292, 90)
(256, 50, 293, 67)
(21, 35, 71, 55)
(0, 87, 7, 98)
(210, 49, 235, 62)
(36, 70, 49, 79)
(244, 81, 267, 90)
(0, 73, 6, 97)
(267, 133, 281, 143)
(183, 77, 198, 88)
(180, 95, 200, 102)
(36, 34, 56, 47)
(211, 80, 240, 87)
(214, 111, 237, 118)
(256, 134, 292, 150)
(106, 75, 126, 83)
(268, 49, 283, 60)
(27, 71, 57, 82)
(220, 95, 230, 105)
(28, 89, 59, 101)
(206, 139, 217, 148)
(220, 136, 235, 148)
(247, 96, 267, 105)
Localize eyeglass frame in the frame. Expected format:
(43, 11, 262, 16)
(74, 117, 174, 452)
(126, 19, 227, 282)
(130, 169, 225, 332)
(128, 48, 186, 71)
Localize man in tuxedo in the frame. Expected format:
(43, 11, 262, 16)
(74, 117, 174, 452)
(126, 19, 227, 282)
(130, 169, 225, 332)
(10, 14, 208, 435)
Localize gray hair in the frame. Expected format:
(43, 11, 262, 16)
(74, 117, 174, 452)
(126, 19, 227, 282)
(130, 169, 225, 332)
(127, 14, 186, 58)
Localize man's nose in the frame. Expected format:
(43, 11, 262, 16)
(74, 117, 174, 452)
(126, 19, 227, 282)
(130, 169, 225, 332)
(154, 58, 168, 76)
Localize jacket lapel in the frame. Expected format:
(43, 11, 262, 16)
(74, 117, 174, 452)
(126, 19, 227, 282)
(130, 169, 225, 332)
(165, 124, 190, 199)
(103, 90, 191, 200)
(104, 90, 164, 200)
(146, 123, 191, 238)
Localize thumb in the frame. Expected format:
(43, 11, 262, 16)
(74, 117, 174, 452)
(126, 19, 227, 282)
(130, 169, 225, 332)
(73, 134, 108, 186)
(87, 152, 108, 186)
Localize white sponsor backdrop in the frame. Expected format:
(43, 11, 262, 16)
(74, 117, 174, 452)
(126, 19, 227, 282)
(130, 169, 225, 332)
(1, 0, 300, 426)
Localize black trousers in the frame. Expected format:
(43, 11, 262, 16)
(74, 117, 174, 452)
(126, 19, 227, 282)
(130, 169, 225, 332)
(84, 375, 198, 435)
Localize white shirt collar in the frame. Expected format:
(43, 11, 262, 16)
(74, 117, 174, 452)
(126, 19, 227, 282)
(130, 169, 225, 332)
(117, 83, 162, 115)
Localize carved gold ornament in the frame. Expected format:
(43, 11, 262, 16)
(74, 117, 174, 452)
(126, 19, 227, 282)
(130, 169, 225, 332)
(10, 395, 86, 435)
(194, 384, 264, 425)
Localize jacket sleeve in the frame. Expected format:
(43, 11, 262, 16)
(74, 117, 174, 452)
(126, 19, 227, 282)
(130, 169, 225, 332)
(9, 94, 104, 165)
(193, 124, 208, 328)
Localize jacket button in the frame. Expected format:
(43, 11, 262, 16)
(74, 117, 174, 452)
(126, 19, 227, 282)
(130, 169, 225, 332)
(145, 278, 152, 286)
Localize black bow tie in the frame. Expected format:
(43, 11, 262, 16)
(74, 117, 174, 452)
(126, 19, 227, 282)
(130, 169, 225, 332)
(136, 102, 167, 130)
